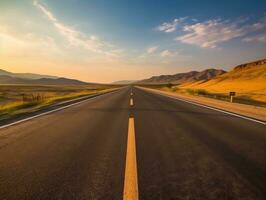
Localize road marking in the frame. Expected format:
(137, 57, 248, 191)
(123, 118, 139, 200)
(130, 98, 134, 106)
(0, 91, 117, 130)
(140, 87, 266, 126)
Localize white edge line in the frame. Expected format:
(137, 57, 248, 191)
(0, 91, 116, 130)
(139, 87, 266, 126)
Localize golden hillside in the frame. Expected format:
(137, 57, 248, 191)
(181, 59, 266, 102)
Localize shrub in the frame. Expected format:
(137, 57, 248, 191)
(166, 83, 173, 88)
(196, 89, 209, 96)
(171, 87, 180, 92)
(186, 89, 195, 95)
(186, 89, 209, 96)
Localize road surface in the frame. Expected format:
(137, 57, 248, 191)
(0, 87, 265, 200)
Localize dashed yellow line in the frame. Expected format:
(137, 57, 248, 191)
(123, 118, 139, 200)
(130, 98, 134, 106)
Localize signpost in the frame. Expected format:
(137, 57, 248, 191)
(229, 92, 236, 103)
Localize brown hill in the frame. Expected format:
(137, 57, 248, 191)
(182, 59, 266, 101)
(139, 69, 226, 84)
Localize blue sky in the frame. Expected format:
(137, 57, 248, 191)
(0, 0, 266, 82)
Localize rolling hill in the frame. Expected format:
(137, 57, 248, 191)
(181, 59, 266, 101)
(139, 69, 226, 84)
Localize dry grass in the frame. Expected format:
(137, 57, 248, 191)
(145, 84, 266, 107)
(140, 86, 266, 121)
(0, 84, 118, 118)
(181, 64, 266, 102)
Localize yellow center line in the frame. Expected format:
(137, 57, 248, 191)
(123, 117, 139, 200)
(130, 98, 134, 106)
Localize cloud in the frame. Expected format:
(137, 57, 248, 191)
(175, 18, 266, 48)
(147, 46, 159, 54)
(157, 18, 186, 33)
(0, 22, 61, 59)
(33, 0, 121, 57)
(160, 50, 176, 57)
(176, 19, 244, 48)
(243, 33, 266, 42)
(33, 1, 57, 22)
(157, 15, 266, 48)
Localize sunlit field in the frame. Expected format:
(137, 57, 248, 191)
(0, 84, 118, 119)
(181, 62, 266, 102)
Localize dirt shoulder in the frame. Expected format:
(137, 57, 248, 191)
(138, 86, 266, 122)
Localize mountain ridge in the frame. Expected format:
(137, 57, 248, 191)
(139, 68, 226, 84)
(112, 80, 137, 84)
(180, 58, 266, 101)
(0, 70, 88, 85)
(0, 69, 58, 80)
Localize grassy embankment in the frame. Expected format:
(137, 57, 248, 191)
(143, 84, 266, 107)
(0, 84, 118, 120)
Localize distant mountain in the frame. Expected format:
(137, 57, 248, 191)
(139, 69, 226, 84)
(0, 68, 89, 85)
(0, 75, 88, 85)
(0, 69, 58, 79)
(112, 80, 137, 84)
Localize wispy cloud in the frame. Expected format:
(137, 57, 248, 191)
(147, 46, 159, 54)
(157, 18, 186, 33)
(33, 1, 56, 22)
(176, 19, 245, 48)
(243, 33, 266, 42)
(176, 18, 266, 48)
(160, 50, 177, 57)
(157, 16, 266, 48)
(33, 0, 122, 57)
(0, 23, 60, 59)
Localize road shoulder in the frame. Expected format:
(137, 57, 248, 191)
(137, 86, 266, 122)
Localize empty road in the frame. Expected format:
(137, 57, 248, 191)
(0, 87, 265, 200)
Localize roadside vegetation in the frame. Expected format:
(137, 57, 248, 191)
(141, 84, 266, 107)
(0, 84, 119, 120)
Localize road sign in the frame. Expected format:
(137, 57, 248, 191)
(229, 92, 236, 103)
(229, 92, 236, 96)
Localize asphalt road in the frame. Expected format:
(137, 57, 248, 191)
(0, 87, 265, 200)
